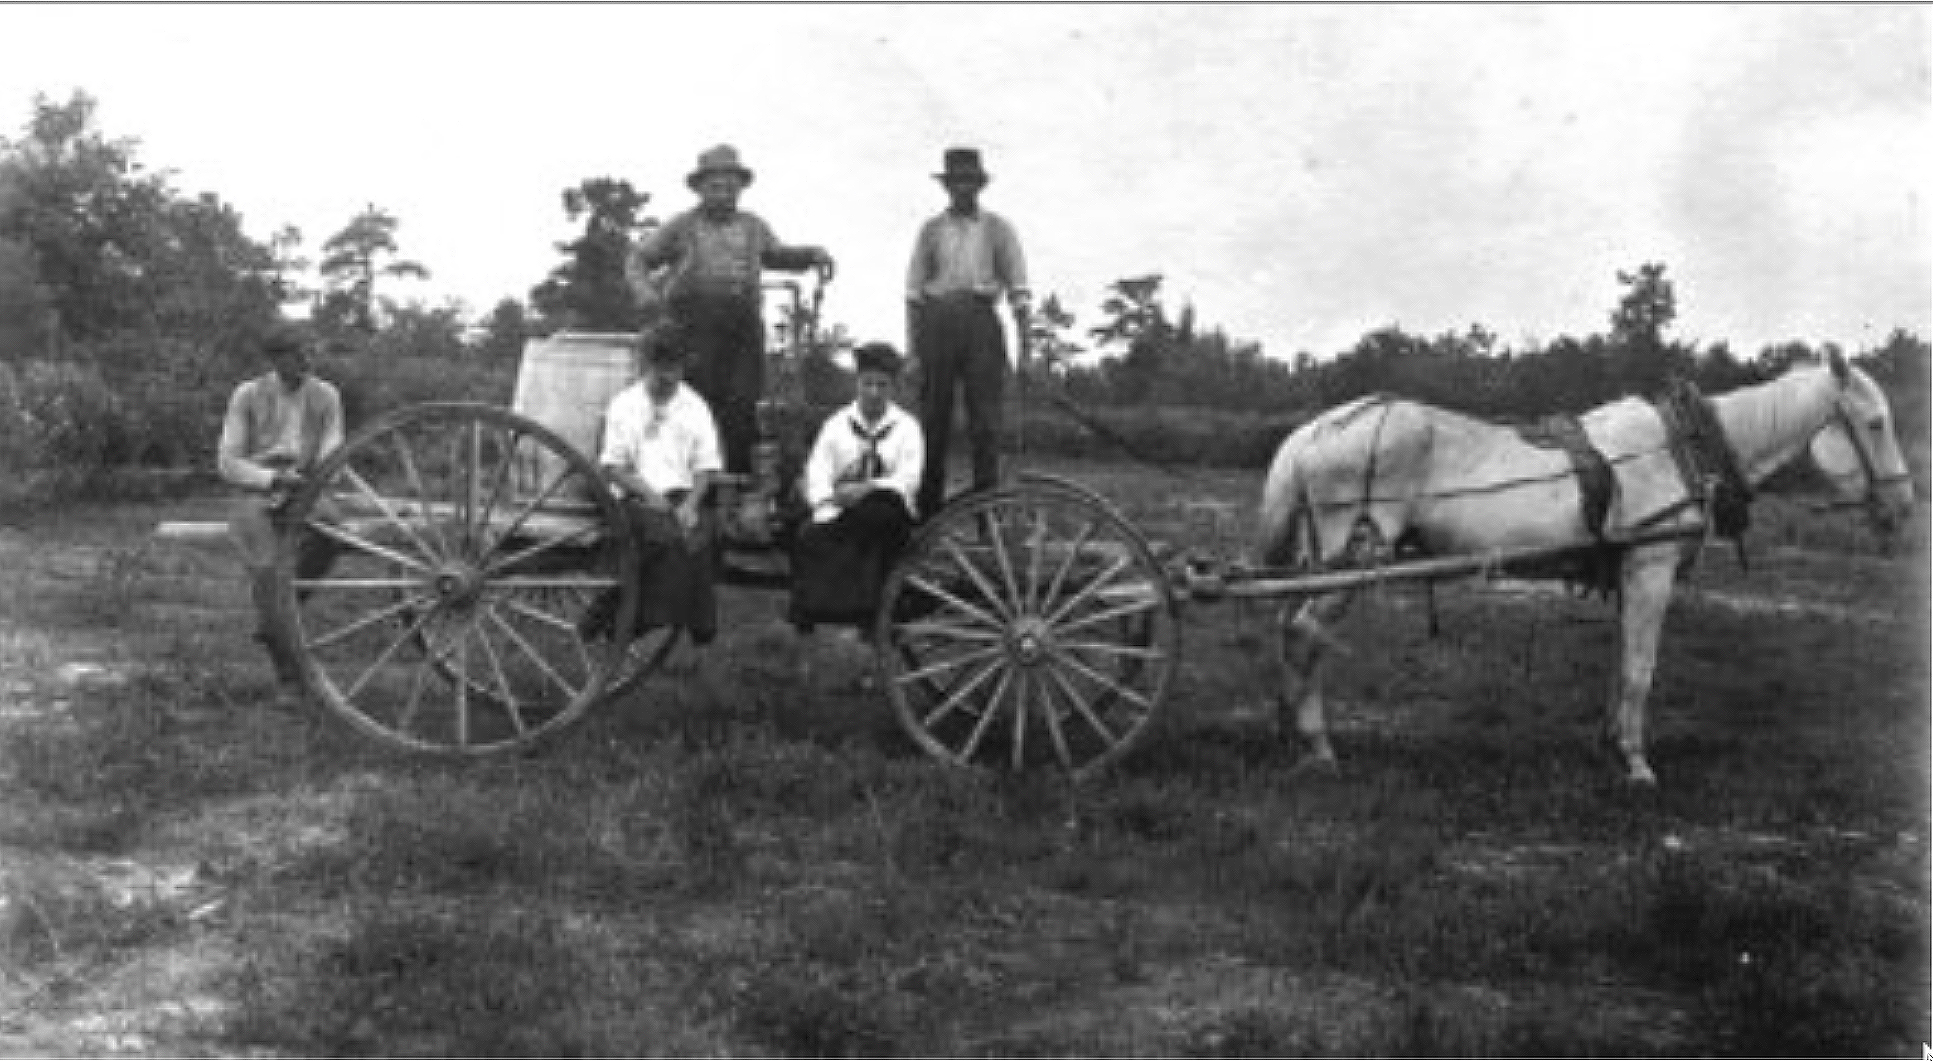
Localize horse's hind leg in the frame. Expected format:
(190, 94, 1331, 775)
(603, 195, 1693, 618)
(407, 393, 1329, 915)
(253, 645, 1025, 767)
(1275, 591, 1355, 771)
(1607, 546, 1680, 785)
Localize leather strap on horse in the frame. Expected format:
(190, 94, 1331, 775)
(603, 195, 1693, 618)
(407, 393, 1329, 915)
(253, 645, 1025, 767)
(1513, 414, 1616, 541)
(1652, 376, 1753, 542)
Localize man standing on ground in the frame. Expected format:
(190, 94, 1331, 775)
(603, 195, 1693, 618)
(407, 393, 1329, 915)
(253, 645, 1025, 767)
(905, 147, 1031, 518)
(628, 144, 834, 476)
(217, 324, 344, 701)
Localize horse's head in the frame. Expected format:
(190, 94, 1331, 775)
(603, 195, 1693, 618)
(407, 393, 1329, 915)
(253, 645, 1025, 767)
(1808, 351, 1915, 541)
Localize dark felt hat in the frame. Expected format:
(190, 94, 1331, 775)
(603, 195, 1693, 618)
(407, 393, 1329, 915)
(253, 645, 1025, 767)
(687, 144, 755, 190)
(935, 147, 990, 184)
(852, 341, 904, 376)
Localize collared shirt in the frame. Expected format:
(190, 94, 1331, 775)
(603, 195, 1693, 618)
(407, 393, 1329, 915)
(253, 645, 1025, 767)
(217, 373, 344, 492)
(803, 401, 924, 522)
(905, 208, 1029, 306)
(630, 207, 818, 302)
(599, 381, 722, 496)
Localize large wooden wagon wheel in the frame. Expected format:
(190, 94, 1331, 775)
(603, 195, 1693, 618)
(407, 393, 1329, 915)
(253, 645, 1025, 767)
(273, 402, 669, 754)
(875, 480, 1180, 779)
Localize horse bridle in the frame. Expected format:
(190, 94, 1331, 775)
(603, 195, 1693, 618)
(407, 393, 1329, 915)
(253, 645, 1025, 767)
(1822, 379, 1911, 519)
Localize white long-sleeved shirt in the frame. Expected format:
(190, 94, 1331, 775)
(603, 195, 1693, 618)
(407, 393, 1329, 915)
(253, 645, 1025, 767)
(216, 373, 344, 492)
(803, 401, 924, 523)
(599, 381, 722, 495)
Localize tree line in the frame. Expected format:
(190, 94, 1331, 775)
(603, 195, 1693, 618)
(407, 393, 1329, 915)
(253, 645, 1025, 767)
(1, 90, 1925, 497)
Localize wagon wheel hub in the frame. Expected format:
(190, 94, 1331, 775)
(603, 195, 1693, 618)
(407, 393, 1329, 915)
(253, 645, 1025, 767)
(431, 563, 487, 608)
(1009, 616, 1054, 666)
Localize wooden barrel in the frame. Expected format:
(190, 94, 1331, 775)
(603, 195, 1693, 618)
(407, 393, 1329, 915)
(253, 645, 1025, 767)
(511, 332, 636, 501)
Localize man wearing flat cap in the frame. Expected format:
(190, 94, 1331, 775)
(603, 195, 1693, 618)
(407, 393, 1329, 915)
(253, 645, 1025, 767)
(628, 144, 834, 478)
(905, 147, 1031, 518)
(790, 341, 925, 628)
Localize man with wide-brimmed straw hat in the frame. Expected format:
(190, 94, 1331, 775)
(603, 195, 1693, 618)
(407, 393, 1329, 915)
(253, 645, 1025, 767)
(789, 341, 925, 629)
(905, 146, 1031, 518)
(629, 144, 834, 477)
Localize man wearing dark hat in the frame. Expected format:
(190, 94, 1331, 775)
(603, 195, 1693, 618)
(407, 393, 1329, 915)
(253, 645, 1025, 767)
(581, 328, 723, 644)
(628, 144, 835, 477)
(905, 147, 1031, 518)
(789, 341, 925, 628)
(217, 323, 345, 701)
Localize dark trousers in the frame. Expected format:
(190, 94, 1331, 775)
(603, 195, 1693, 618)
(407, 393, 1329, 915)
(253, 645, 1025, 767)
(624, 496, 718, 643)
(670, 291, 764, 475)
(915, 294, 1008, 518)
(789, 491, 916, 626)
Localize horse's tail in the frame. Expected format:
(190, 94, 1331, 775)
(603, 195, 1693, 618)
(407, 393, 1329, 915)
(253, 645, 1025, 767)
(1253, 422, 1314, 570)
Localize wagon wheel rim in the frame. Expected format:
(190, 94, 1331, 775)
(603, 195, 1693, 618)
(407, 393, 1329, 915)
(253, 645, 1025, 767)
(876, 485, 1179, 779)
(275, 403, 641, 754)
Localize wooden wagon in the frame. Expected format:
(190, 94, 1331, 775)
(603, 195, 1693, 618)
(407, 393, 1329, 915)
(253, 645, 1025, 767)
(251, 279, 1184, 779)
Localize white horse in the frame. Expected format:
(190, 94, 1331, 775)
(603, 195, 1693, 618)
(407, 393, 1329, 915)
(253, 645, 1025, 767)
(1252, 353, 1914, 784)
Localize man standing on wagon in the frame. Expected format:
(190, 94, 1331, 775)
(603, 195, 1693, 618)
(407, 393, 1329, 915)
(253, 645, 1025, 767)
(217, 323, 344, 702)
(905, 147, 1031, 519)
(627, 145, 835, 477)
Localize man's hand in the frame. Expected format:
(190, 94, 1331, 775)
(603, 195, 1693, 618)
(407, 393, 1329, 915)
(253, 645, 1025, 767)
(674, 497, 702, 535)
(270, 469, 305, 493)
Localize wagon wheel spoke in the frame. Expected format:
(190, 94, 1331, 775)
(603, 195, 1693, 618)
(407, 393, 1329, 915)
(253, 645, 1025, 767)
(1008, 666, 1030, 771)
(393, 430, 457, 560)
(956, 663, 1015, 765)
(921, 654, 1007, 730)
(486, 605, 585, 702)
(309, 592, 436, 650)
(1047, 644, 1153, 712)
(983, 509, 1025, 614)
(481, 466, 581, 561)
(1043, 661, 1119, 746)
(894, 619, 1005, 644)
(473, 422, 520, 555)
(1056, 638, 1167, 663)
(1023, 509, 1052, 612)
(472, 618, 527, 737)
(1044, 555, 1133, 627)
(341, 465, 444, 566)
(1039, 519, 1098, 612)
(1032, 671, 1076, 769)
(483, 523, 602, 578)
(1050, 592, 1163, 639)
(906, 573, 1007, 631)
(306, 517, 435, 575)
(341, 603, 440, 703)
(895, 643, 1006, 687)
(939, 536, 1016, 622)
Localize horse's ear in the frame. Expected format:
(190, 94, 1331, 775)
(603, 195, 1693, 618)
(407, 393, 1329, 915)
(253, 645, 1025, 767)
(1828, 348, 1850, 383)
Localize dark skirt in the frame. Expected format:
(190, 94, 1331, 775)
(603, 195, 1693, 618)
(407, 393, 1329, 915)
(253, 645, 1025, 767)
(789, 491, 915, 627)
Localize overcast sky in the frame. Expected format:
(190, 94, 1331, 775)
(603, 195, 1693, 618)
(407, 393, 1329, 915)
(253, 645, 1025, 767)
(1, 5, 1927, 359)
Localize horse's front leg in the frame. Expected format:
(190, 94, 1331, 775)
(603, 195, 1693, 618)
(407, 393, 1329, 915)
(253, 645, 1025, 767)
(1608, 546, 1682, 785)
(1275, 591, 1354, 771)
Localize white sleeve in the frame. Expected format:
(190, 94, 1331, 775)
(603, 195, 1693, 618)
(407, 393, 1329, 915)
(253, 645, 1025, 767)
(881, 415, 923, 505)
(599, 391, 635, 470)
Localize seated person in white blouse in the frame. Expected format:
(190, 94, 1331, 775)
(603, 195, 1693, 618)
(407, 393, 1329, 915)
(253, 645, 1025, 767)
(580, 328, 721, 645)
(789, 341, 925, 629)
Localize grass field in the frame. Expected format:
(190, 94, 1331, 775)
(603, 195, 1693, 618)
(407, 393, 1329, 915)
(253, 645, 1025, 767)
(0, 456, 1926, 1056)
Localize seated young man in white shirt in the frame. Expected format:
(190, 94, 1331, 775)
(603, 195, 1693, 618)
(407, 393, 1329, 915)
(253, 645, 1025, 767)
(581, 329, 723, 645)
(789, 341, 925, 629)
